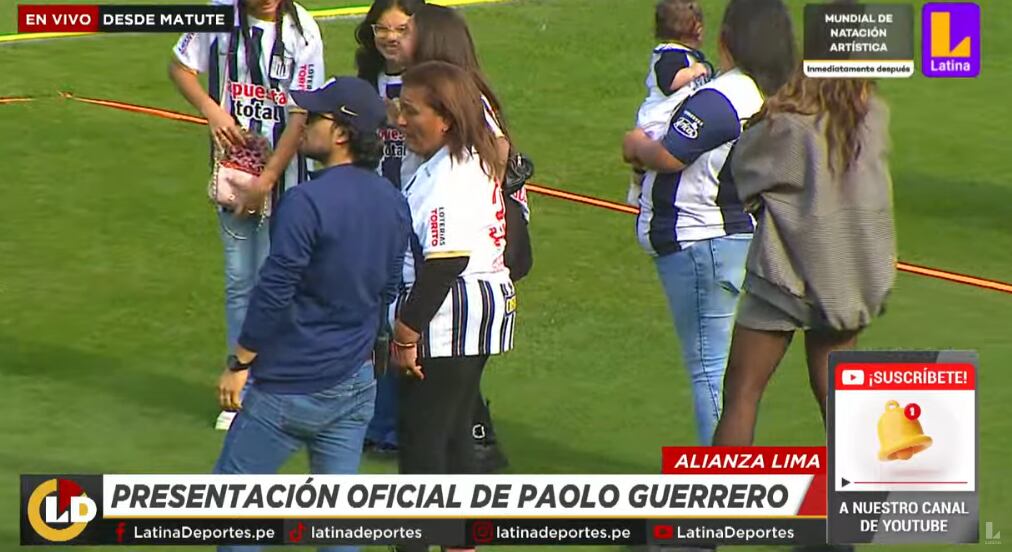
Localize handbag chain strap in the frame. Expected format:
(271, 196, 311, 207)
(208, 24, 269, 241)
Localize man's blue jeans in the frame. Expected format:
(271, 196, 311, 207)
(213, 361, 376, 552)
(654, 234, 751, 445)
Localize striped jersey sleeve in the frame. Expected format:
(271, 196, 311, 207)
(173, 32, 213, 73)
(287, 22, 325, 100)
(661, 88, 741, 165)
(654, 49, 691, 96)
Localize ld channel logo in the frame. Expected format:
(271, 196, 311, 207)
(26, 478, 98, 542)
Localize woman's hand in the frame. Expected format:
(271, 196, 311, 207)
(744, 197, 764, 215)
(233, 190, 268, 216)
(234, 169, 277, 215)
(169, 60, 245, 148)
(391, 342, 423, 379)
(391, 319, 424, 379)
(623, 128, 648, 165)
(624, 129, 686, 174)
(207, 106, 244, 148)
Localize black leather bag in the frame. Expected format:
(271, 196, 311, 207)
(502, 149, 534, 196)
(502, 149, 534, 282)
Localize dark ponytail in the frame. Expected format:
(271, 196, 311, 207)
(719, 0, 797, 96)
(276, 0, 306, 46)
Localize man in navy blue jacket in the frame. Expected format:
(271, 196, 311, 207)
(213, 77, 411, 501)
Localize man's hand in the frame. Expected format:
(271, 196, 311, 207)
(218, 368, 248, 411)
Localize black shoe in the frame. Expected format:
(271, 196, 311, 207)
(474, 442, 509, 473)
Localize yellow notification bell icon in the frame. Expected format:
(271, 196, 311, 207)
(877, 400, 933, 461)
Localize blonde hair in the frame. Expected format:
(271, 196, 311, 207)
(753, 66, 875, 173)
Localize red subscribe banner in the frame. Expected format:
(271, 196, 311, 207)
(18, 4, 232, 33)
(835, 363, 975, 391)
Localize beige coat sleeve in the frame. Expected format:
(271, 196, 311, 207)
(732, 115, 812, 208)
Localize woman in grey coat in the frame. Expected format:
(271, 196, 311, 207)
(712, 69, 897, 446)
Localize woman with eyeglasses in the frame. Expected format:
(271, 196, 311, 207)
(354, 0, 426, 457)
(356, 0, 426, 190)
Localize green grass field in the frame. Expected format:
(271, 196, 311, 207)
(2, 0, 1011, 551)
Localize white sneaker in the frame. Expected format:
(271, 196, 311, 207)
(215, 410, 237, 431)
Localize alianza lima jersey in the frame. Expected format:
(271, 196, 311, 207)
(173, 1, 325, 209)
(376, 71, 407, 188)
(391, 146, 517, 359)
(636, 42, 710, 139)
(636, 68, 764, 256)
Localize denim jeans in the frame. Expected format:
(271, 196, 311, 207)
(219, 210, 269, 398)
(654, 233, 751, 445)
(219, 210, 271, 353)
(213, 361, 376, 552)
(366, 367, 399, 447)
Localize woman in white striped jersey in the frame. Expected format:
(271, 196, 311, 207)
(168, 0, 325, 431)
(396, 3, 533, 473)
(389, 62, 516, 491)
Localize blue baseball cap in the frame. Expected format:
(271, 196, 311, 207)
(291, 76, 386, 135)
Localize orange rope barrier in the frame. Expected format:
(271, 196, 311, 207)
(60, 92, 207, 124)
(40, 92, 1012, 296)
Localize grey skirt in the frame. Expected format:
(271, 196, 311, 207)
(736, 291, 809, 332)
(737, 272, 820, 331)
(737, 275, 871, 333)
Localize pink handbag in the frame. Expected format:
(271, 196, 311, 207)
(206, 39, 272, 239)
(208, 132, 272, 212)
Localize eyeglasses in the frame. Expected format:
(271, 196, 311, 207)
(371, 24, 409, 38)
